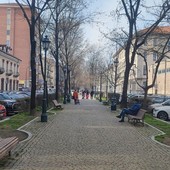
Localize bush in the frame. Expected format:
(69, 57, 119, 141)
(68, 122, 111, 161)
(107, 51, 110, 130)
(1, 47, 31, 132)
(108, 93, 120, 104)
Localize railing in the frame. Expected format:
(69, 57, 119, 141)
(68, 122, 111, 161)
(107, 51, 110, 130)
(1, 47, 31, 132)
(6, 69, 13, 76)
(13, 72, 20, 77)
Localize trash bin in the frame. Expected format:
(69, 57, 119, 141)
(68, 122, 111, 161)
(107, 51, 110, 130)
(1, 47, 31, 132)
(111, 97, 116, 111)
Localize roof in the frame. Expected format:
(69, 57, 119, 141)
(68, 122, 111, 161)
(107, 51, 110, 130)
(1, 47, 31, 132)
(0, 50, 22, 62)
(140, 26, 170, 35)
(0, 3, 28, 8)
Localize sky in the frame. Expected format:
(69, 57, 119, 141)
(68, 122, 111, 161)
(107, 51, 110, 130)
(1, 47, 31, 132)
(83, 0, 163, 45)
(82, 0, 119, 44)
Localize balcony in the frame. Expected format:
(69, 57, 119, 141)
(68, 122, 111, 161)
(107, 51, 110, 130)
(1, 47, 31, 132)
(0, 67, 5, 74)
(6, 69, 13, 76)
(13, 72, 20, 77)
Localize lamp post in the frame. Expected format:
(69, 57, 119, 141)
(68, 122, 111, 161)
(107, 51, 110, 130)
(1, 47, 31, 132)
(41, 35, 50, 122)
(111, 57, 119, 111)
(114, 57, 119, 95)
(67, 65, 71, 103)
(99, 72, 102, 102)
(63, 65, 67, 104)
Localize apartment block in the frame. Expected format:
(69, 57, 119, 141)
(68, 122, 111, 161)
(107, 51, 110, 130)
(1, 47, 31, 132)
(0, 3, 55, 90)
(0, 3, 30, 89)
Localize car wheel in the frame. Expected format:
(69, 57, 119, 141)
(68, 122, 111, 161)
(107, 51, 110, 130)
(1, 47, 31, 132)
(157, 111, 168, 121)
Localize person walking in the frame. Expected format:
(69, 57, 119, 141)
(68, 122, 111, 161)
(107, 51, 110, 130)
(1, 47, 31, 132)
(73, 89, 79, 104)
(90, 90, 94, 99)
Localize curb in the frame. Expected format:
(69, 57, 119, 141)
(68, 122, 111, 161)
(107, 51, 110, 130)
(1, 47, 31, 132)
(145, 122, 170, 148)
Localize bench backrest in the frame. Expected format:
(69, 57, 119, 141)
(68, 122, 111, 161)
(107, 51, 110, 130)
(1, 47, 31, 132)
(52, 100, 58, 105)
(136, 109, 146, 119)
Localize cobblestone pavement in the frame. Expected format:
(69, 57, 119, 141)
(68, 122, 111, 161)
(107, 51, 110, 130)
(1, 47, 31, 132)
(2, 99, 170, 170)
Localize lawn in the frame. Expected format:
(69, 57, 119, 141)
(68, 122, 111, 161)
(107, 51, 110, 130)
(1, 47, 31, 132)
(145, 113, 170, 146)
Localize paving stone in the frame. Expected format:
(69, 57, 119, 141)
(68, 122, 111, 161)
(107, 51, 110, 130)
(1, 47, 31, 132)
(3, 99, 170, 170)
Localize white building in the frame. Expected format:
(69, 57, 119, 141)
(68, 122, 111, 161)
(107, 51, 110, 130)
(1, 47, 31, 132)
(0, 45, 21, 91)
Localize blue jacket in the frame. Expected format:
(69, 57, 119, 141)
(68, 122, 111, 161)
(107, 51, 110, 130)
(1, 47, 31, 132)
(129, 103, 141, 115)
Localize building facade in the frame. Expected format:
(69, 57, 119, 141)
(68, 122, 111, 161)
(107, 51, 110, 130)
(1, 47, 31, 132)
(114, 26, 170, 96)
(0, 46, 21, 91)
(0, 3, 55, 91)
(0, 3, 30, 89)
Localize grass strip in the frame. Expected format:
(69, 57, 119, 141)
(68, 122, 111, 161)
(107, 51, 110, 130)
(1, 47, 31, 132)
(0, 112, 36, 130)
(145, 113, 170, 143)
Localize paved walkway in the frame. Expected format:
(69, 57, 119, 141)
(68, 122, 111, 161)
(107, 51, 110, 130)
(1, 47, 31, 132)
(3, 99, 170, 170)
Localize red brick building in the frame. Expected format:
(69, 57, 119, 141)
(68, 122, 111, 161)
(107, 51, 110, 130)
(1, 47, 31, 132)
(0, 3, 31, 89)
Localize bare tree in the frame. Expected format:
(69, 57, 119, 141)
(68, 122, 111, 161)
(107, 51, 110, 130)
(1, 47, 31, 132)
(112, 0, 170, 107)
(47, 0, 88, 101)
(15, 0, 52, 115)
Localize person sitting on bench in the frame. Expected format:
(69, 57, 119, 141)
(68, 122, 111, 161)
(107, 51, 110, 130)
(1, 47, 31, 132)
(116, 99, 141, 122)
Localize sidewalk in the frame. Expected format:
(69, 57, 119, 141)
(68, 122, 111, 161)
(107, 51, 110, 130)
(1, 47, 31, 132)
(3, 99, 170, 170)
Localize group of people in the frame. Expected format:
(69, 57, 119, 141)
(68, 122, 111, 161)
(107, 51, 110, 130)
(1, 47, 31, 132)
(72, 89, 94, 105)
(82, 90, 94, 100)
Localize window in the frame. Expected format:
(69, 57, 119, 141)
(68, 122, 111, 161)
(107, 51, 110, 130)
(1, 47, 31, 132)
(143, 65, 146, 75)
(144, 51, 147, 59)
(153, 38, 157, 46)
(6, 30, 10, 35)
(2, 60, 4, 68)
(7, 18, 10, 25)
(153, 52, 157, 61)
(167, 40, 170, 51)
(10, 62, 12, 70)
(6, 40, 10, 46)
(6, 8, 11, 15)
(144, 39, 147, 46)
(6, 61, 9, 71)
(143, 81, 146, 87)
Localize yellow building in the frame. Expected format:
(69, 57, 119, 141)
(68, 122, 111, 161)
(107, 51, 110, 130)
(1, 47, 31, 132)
(114, 26, 170, 96)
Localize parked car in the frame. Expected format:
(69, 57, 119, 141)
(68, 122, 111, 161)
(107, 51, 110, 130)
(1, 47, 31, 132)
(151, 96, 170, 104)
(148, 99, 170, 113)
(0, 104, 6, 119)
(0, 93, 21, 116)
(153, 106, 170, 121)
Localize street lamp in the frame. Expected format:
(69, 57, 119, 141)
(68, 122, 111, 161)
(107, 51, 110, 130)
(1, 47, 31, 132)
(63, 65, 67, 104)
(99, 72, 102, 102)
(67, 65, 71, 103)
(41, 35, 50, 122)
(114, 57, 119, 95)
(111, 57, 119, 111)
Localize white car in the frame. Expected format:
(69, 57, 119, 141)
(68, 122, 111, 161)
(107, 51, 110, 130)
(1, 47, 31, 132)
(153, 106, 170, 121)
(148, 99, 170, 113)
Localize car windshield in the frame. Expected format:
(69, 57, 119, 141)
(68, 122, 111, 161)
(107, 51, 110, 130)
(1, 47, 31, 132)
(163, 99, 170, 105)
(0, 93, 11, 100)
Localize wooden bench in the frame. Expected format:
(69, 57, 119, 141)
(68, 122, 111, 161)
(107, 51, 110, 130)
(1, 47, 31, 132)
(127, 109, 146, 126)
(52, 100, 63, 109)
(0, 137, 19, 159)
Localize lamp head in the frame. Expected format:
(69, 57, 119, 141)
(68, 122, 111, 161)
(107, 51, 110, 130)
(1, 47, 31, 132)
(42, 35, 50, 51)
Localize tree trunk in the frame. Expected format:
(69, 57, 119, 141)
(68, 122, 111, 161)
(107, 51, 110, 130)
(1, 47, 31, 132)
(121, 65, 130, 108)
(30, 34, 36, 115)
